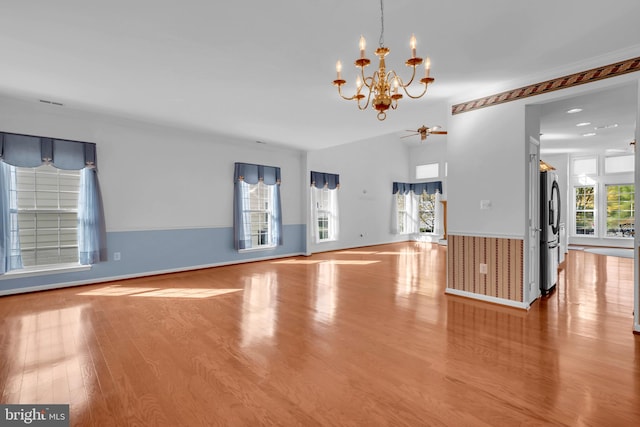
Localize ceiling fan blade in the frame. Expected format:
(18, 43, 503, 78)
(400, 134, 418, 139)
(430, 131, 448, 134)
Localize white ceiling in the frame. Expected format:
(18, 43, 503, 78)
(0, 0, 639, 151)
(540, 83, 637, 156)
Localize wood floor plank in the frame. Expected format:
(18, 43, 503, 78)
(0, 243, 639, 426)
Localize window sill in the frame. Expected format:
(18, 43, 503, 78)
(239, 246, 277, 253)
(0, 263, 91, 280)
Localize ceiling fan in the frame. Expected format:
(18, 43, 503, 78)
(401, 125, 447, 141)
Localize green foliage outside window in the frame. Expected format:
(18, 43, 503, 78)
(575, 186, 595, 235)
(606, 184, 634, 237)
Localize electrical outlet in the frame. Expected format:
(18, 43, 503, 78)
(479, 263, 487, 274)
(113, 252, 121, 261)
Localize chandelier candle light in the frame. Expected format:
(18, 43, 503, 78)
(333, 0, 434, 120)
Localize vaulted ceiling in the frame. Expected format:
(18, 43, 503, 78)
(1, 0, 639, 151)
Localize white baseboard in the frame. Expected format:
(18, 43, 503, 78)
(445, 288, 530, 310)
(0, 252, 305, 297)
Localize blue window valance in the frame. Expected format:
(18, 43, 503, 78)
(412, 181, 442, 195)
(310, 171, 340, 189)
(0, 130, 105, 274)
(393, 181, 442, 195)
(392, 182, 413, 195)
(234, 162, 281, 185)
(0, 132, 97, 170)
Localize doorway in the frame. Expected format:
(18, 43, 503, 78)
(533, 81, 639, 331)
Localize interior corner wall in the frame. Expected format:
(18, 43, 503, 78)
(306, 133, 411, 254)
(408, 138, 448, 190)
(0, 95, 306, 295)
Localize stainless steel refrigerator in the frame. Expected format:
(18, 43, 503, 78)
(540, 171, 561, 295)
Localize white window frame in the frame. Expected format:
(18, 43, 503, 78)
(605, 183, 635, 238)
(317, 189, 331, 241)
(14, 164, 81, 267)
(395, 192, 419, 235)
(311, 186, 339, 243)
(573, 185, 597, 237)
(396, 193, 408, 234)
(569, 154, 635, 240)
(418, 192, 437, 234)
(241, 181, 276, 250)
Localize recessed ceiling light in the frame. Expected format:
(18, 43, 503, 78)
(575, 122, 591, 127)
(582, 132, 596, 137)
(594, 123, 619, 130)
(566, 108, 583, 114)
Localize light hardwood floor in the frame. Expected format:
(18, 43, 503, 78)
(1, 242, 638, 426)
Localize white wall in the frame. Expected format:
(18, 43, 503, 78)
(0, 94, 309, 294)
(447, 102, 526, 238)
(0, 95, 305, 232)
(306, 132, 411, 253)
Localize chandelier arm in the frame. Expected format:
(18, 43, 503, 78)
(357, 87, 373, 110)
(361, 68, 376, 90)
(336, 84, 361, 101)
(403, 66, 417, 87)
(401, 82, 429, 99)
(389, 67, 417, 88)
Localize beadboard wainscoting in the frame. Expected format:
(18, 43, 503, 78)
(447, 234, 524, 305)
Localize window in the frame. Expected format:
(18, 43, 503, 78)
(392, 182, 441, 236)
(416, 163, 439, 180)
(316, 189, 330, 241)
(606, 184, 634, 238)
(418, 192, 436, 233)
(605, 155, 634, 174)
(396, 193, 409, 234)
(312, 187, 339, 242)
(573, 157, 597, 175)
(310, 171, 339, 243)
(233, 163, 283, 251)
(570, 153, 635, 240)
(13, 165, 80, 267)
(1, 133, 104, 275)
(241, 181, 275, 248)
(574, 186, 595, 235)
(394, 191, 418, 235)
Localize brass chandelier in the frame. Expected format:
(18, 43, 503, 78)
(332, 0, 434, 121)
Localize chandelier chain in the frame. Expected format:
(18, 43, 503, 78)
(379, 0, 384, 47)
